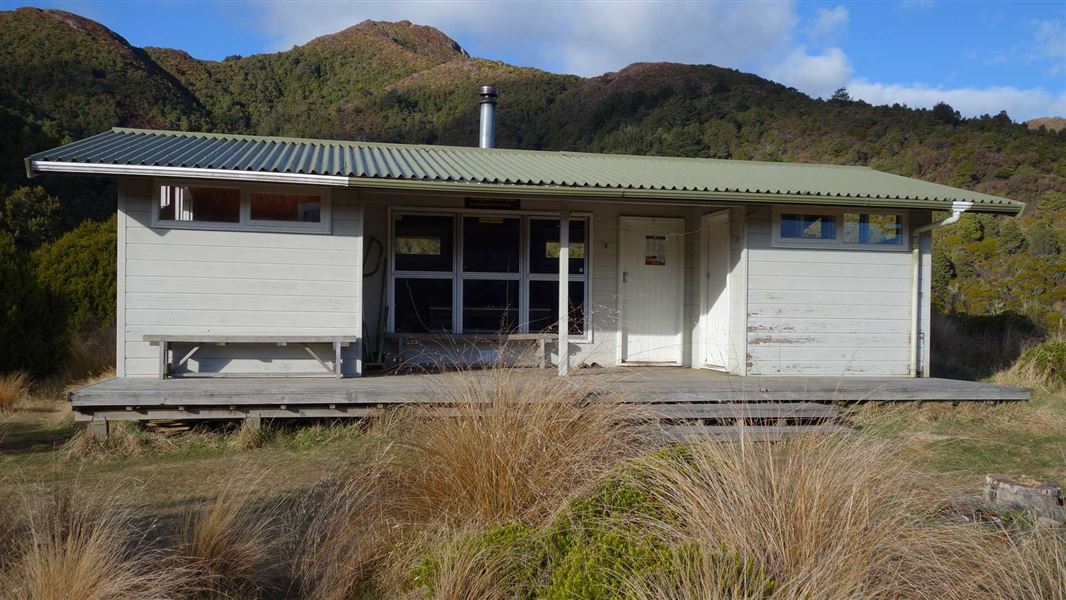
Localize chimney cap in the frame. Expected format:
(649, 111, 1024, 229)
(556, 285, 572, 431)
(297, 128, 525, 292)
(479, 84, 498, 99)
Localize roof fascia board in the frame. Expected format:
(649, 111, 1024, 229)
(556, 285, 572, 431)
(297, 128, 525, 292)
(28, 161, 351, 186)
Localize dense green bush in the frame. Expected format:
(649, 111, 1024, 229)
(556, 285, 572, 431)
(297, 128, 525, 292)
(0, 232, 66, 376)
(33, 216, 116, 337)
(410, 470, 776, 599)
(0, 185, 62, 251)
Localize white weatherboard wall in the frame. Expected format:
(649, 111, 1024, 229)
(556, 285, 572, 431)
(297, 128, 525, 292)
(744, 206, 917, 376)
(117, 178, 362, 377)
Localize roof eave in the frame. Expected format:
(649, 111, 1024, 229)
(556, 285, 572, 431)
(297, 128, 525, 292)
(344, 175, 1025, 214)
(25, 159, 1026, 215)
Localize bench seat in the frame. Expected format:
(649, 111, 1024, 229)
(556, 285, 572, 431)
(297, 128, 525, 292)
(143, 335, 360, 379)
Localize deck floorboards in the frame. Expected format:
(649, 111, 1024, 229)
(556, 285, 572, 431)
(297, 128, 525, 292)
(70, 368, 1030, 420)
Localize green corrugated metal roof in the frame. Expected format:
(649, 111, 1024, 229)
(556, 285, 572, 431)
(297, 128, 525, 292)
(26, 127, 1023, 213)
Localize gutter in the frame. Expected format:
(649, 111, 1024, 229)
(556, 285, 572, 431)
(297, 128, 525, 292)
(909, 200, 972, 377)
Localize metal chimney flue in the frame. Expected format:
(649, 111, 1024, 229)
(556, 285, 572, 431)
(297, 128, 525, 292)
(478, 85, 497, 149)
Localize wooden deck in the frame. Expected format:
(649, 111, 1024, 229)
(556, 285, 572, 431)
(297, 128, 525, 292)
(70, 368, 1030, 423)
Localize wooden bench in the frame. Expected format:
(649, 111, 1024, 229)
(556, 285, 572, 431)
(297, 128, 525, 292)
(389, 333, 557, 369)
(143, 335, 360, 379)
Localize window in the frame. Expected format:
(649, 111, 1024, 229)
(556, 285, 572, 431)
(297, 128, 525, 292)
(395, 278, 453, 333)
(529, 218, 585, 274)
(154, 182, 330, 233)
(843, 212, 903, 246)
(249, 192, 322, 223)
(158, 185, 240, 223)
(772, 206, 907, 251)
(529, 280, 585, 334)
(395, 215, 453, 271)
(463, 279, 520, 333)
(779, 213, 836, 240)
(390, 210, 590, 336)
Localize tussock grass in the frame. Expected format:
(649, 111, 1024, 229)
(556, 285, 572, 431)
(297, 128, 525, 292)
(0, 490, 190, 600)
(388, 369, 643, 527)
(995, 528, 1066, 600)
(0, 372, 30, 412)
(632, 431, 989, 600)
(995, 335, 1066, 393)
(296, 466, 395, 600)
(177, 478, 281, 596)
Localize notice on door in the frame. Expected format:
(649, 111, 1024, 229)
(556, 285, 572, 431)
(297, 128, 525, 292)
(644, 235, 667, 266)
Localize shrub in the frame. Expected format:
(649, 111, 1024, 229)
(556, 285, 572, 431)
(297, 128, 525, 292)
(33, 215, 116, 337)
(0, 185, 61, 251)
(0, 232, 66, 376)
(0, 371, 29, 412)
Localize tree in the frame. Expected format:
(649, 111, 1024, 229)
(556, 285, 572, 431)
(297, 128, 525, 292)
(830, 88, 851, 102)
(998, 219, 1027, 254)
(0, 232, 66, 375)
(932, 102, 961, 125)
(33, 216, 117, 337)
(1028, 222, 1061, 257)
(0, 185, 61, 251)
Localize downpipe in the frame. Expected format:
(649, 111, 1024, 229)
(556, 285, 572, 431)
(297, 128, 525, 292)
(909, 201, 972, 377)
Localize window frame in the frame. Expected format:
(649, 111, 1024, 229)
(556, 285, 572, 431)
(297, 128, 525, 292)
(771, 205, 909, 251)
(387, 206, 592, 340)
(152, 179, 332, 234)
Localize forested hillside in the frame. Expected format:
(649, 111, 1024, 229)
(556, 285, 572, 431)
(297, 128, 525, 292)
(0, 7, 1062, 374)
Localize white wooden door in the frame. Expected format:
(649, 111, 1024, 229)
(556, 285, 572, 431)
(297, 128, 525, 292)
(701, 211, 730, 369)
(619, 217, 685, 364)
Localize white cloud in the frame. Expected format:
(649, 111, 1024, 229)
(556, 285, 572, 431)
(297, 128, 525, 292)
(769, 46, 852, 98)
(807, 5, 848, 41)
(251, 1, 797, 77)
(846, 80, 1066, 120)
(1032, 19, 1066, 75)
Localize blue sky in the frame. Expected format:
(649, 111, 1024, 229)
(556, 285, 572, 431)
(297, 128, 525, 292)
(8, 0, 1066, 120)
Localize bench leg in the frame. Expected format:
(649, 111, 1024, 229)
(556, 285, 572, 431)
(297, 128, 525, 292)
(158, 340, 169, 379)
(334, 341, 342, 379)
(539, 338, 547, 369)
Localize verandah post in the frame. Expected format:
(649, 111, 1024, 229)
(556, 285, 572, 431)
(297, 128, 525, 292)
(558, 206, 570, 376)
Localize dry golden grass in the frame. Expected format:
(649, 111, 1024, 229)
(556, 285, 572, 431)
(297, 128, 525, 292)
(993, 528, 1066, 600)
(296, 466, 396, 600)
(0, 372, 30, 413)
(61, 421, 152, 459)
(388, 368, 643, 527)
(296, 369, 642, 599)
(994, 333, 1066, 394)
(63, 327, 116, 383)
(634, 431, 994, 600)
(177, 477, 281, 596)
(0, 490, 190, 600)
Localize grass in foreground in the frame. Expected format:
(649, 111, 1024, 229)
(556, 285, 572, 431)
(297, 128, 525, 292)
(1, 367, 1064, 599)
